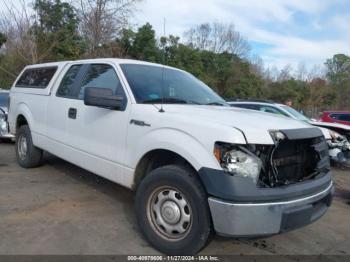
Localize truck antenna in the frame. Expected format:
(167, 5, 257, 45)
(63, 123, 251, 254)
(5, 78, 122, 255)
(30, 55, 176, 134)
(159, 18, 166, 113)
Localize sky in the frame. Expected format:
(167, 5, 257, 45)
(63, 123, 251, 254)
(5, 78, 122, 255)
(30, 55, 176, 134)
(135, 0, 350, 70)
(1, 0, 349, 70)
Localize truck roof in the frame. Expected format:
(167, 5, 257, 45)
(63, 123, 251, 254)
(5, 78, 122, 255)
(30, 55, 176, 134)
(11, 58, 186, 96)
(23, 58, 178, 71)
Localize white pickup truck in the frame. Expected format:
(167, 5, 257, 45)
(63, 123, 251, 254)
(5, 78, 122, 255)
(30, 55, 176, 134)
(8, 59, 334, 255)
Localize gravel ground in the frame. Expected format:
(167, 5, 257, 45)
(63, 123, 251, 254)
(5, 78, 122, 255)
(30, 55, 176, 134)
(0, 142, 349, 255)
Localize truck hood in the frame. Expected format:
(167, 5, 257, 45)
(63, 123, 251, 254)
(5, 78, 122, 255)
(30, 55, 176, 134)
(309, 121, 350, 131)
(163, 105, 312, 144)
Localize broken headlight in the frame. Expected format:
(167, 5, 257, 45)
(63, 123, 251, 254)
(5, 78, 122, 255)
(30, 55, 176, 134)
(270, 130, 286, 143)
(214, 143, 262, 183)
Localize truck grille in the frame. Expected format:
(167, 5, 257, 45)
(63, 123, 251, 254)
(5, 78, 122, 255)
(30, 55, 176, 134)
(271, 137, 330, 186)
(258, 128, 330, 188)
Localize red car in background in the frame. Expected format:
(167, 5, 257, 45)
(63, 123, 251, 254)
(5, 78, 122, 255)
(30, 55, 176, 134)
(321, 111, 350, 126)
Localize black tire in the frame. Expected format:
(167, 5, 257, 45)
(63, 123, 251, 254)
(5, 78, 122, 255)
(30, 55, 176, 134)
(15, 125, 43, 168)
(135, 165, 212, 255)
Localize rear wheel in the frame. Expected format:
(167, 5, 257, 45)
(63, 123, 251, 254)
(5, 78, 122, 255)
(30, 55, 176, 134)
(135, 165, 211, 255)
(15, 125, 43, 168)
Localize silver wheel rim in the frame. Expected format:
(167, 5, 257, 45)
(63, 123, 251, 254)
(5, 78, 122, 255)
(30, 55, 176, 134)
(18, 135, 28, 161)
(147, 186, 192, 240)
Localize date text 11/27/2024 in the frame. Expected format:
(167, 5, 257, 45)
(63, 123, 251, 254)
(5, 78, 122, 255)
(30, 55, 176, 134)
(127, 256, 219, 261)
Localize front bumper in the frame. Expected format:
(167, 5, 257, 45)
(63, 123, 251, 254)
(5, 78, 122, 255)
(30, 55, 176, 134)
(0, 117, 14, 140)
(0, 133, 14, 139)
(208, 182, 334, 237)
(329, 148, 350, 168)
(0, 126, 14, 139)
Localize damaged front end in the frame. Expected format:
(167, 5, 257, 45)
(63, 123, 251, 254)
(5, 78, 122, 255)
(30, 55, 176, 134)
(327, 131, 350, 166)
(205, 127, 333, 237)
(215, 128, 330, 188)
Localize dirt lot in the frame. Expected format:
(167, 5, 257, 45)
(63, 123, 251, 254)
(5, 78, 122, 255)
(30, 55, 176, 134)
(0, 142, 349, 255)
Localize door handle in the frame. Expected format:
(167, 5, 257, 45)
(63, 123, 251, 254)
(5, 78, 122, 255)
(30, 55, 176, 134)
(68, 108, 77, 119)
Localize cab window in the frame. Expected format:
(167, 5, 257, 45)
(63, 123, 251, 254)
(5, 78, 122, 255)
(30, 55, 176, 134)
(56, 65, 83, 98)
(78, 64, 127, 110)
(16, 67, 57, 89)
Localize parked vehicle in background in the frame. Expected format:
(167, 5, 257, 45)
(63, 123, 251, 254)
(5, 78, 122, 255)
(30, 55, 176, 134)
(8, 59, 333, 255)
(0, 89, 14, 141)
(321, 111, 350, 126)
(229, 101, 350, 166)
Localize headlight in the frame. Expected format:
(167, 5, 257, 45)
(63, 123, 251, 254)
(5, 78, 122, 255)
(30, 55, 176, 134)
(270, 130, 286, 143)
(0, 114, 7, 132)
(214, 143, 262, 183)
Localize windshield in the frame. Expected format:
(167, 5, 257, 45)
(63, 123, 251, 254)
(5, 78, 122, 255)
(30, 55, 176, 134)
(0, 93, 9, 108)
(120, 64, 227, 106)
(281, 105, 310, 121)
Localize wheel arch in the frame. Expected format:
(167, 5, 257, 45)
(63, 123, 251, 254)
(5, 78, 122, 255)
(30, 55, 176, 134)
(13, 103, 34, 134)
(129, 128, 220, 190)
(132, 149, 200, 190)
(16, 114, 29, 131)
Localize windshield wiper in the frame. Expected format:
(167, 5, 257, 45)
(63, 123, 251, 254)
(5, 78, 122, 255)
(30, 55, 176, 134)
(205, 102, 227, 106)
(142, 98, 201, 105)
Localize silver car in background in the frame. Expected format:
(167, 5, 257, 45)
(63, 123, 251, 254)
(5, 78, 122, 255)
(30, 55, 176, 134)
(229, 100, 350, 167)
(0, 89, 14, 141)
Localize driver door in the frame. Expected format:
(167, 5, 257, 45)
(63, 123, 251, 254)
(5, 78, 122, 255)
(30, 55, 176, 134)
(64, 63, 130, 166)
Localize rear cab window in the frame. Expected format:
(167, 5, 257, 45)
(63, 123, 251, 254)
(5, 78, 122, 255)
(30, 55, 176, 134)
(12, 63, 65, 96)
(15, 67, 57, 89)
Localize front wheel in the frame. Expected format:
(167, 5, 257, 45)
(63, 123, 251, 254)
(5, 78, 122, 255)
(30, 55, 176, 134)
(135, 165, 212, 255)
(15, 125, 43, 168)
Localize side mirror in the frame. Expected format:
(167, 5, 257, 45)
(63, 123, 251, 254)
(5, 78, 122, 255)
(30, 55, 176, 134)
(84, 87, 123, 110)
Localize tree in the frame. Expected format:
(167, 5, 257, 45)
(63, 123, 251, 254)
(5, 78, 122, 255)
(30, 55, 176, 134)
(0, 0, 39, 64)
(250, 54, 265, 78)
(325, 54, 350, 109)
(306, 78, 336, 111)
(225, 58, 264, 99)
(0, 0, 40, 89)
(77, 0, 142, 57)
(33, 0, 86, 61)
(266, 79, 308, 107)
(117, 28, 135, 57)
(184, 22, 250, 57)
(296, 62, 307, 81)
(325, 54, 350, 86)
(278, 64, 293, 81)
(127, 23, 161, 62)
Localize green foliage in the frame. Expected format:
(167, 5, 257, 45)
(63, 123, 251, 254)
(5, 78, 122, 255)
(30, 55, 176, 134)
(325, 54, 350, 109)
(126, 23, 161, 62)
(0, 53, 28, 89)
(266, 79, 308, 107)
(116, 24, 349, 111)
(325, 54, 350, 86)
(0, 9, 348, 112)
(33, 0, 86, 61)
